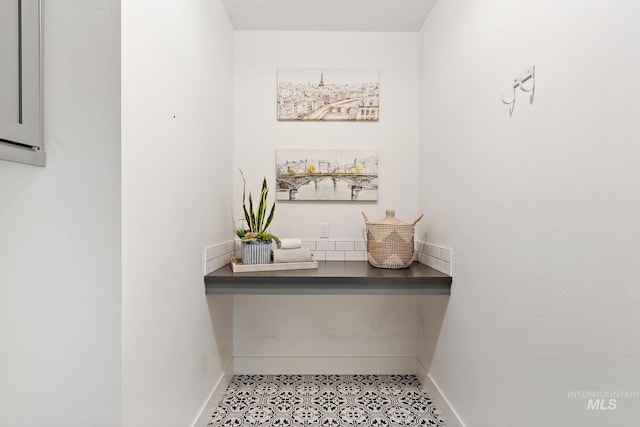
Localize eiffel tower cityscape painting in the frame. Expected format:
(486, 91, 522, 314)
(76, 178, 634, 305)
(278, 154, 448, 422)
(277, 68, 379, 121)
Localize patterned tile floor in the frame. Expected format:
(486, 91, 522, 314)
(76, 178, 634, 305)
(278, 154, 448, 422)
(206, 374, 447, 426)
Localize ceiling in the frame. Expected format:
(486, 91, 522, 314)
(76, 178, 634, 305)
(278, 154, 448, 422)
(221, 0, 437, 32)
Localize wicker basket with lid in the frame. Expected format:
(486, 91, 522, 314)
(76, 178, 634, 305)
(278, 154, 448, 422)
(362, 210, 424, 269)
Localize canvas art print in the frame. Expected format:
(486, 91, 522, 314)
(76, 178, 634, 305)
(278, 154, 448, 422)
(277, 68, 379, 121)
(276, 149, 378, 201)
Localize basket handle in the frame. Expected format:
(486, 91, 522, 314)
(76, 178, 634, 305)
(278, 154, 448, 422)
(364, 211, 423, 225)
(361, 211, 370, 224)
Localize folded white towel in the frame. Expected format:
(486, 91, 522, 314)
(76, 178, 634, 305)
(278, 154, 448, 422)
(279, 238, 303, 249)
(272, 248, 313, 263)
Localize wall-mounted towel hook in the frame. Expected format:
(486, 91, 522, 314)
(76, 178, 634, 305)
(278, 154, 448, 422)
(519, 66, 535, 104)
(502, 65, 535, 116)
(501, 86, 517, 116)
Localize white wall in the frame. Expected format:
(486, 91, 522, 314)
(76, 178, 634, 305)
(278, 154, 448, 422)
(234, 295, 418, 373)
(121, 1, 235, 426)
(0, 1, 121, 426)
(418, 0, 640, 426)
(232, 31, 422, 372)
(234, 31, 420, 240)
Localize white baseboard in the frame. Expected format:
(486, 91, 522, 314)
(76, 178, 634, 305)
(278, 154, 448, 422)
(416, 359, 465, 427)
(233, 356, 417, 375)
(190, 359, 234, 427)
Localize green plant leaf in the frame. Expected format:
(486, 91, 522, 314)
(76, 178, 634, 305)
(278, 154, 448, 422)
(239, 169, 247, 205)
(242, 205, 252, 231)
(257, 186, 267, 232)
(248, 193, 256, 231)
(263, 200, 276, 232)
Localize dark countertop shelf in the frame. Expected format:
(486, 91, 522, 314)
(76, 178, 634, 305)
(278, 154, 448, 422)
(204, 261, 452, 295)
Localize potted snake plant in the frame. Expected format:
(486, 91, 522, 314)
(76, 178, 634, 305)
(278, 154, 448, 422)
(235, 170, 280, 264)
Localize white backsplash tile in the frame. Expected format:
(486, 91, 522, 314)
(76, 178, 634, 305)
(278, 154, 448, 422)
(354, 240, 367, 251)
(213, 244, 226, 259)
(440, 248, 451, 262)
(312, 251, 326, 261)
(335, 241, 355, 251)
(426, 255, 437, 269)
(427, 245, 438, 257)
(316, 241, 336, 251)
(345, 251, 366, 261)
(301, 240, 316, 250)
(414, 240, 453, 276)
(206, 238, 449, 276)
(443, 262, 451, 275)
(204, 240, 235, 274)
(326, 251, 346, 261)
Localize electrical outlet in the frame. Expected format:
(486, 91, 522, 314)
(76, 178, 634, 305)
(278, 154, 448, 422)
(320, 222, 329, 238)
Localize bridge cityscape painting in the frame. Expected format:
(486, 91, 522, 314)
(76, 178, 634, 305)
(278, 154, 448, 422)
(276, 149, 378, 201)
(277, 68, 379, 121)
